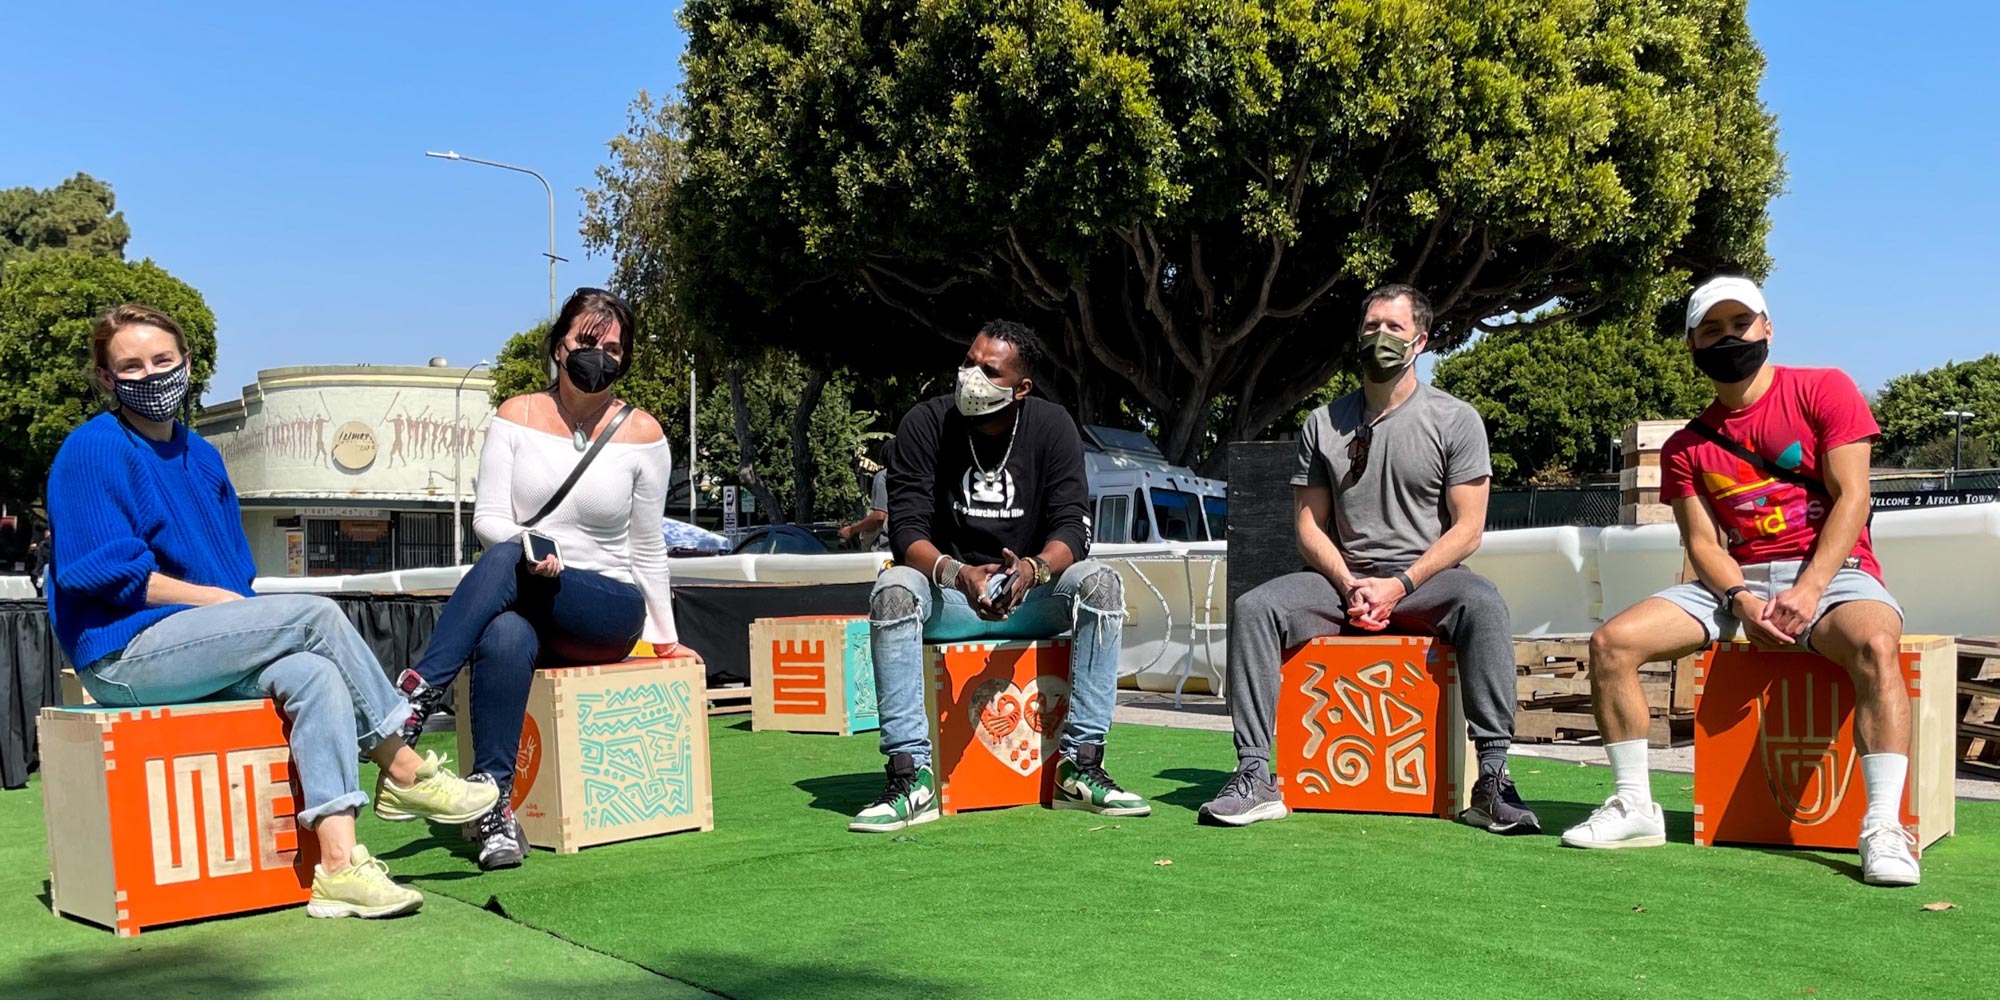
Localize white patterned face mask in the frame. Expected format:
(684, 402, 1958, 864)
(955, 364, 1014, 417)
(110, 361, 191, 422)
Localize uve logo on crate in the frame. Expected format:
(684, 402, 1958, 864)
(41, 700, 316, 937)
(144, 746, 295, 883)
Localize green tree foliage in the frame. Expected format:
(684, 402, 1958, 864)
(0, 173, 131, 262)
(1904, 433, 1993, 472)
(671, 0, 1782, 467)
(1872, 354, 2000, 466)
(0, 252, 216, 507)
(1434, 317, 1710, 484)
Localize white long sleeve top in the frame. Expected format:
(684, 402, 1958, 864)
(472, 417, 677, 644)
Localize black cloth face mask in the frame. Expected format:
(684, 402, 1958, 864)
(1691, 335, 1769, 383)
(562, 347, 622, 393)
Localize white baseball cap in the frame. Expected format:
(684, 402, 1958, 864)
(1685, 275, 1768, 330)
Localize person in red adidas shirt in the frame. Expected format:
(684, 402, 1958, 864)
(1560, 276, 1919, 886)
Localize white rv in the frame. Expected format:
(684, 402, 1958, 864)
(1082, 425, 1227, 545)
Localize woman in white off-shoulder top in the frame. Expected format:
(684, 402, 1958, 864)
(396, 288, 699, 870)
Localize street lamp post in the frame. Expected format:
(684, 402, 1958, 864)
(454, 360, 492, 562)
(1944, 408, 1977, 489)
(425, 150, 565, 317)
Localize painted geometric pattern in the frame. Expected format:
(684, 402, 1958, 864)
(844, 624, 879, 725)
(576, 680, 698, 831)
(1293, 657, 1434, 798)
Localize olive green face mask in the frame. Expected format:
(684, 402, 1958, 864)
(1358, 330, 1417, 383)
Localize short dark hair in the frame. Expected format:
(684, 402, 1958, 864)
(977, 318, 1043, 379)
(1360, 284, 1433, 333)
(543, 288, 638, 373)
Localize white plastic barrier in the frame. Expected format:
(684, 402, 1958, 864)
(1463, 526, 1599, 636)
(1594, 522, 1687, 624)
(1870, 505, 2000, 637)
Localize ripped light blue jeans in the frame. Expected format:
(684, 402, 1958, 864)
(869, 559, 1125, 767)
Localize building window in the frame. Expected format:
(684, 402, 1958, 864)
(306, 518, 393, 576)
(395, 512, 457, 570)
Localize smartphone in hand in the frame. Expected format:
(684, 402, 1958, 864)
(522, 529, 562, 566)
(983, 570, 1013, 606)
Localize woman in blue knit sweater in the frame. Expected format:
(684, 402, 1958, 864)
(47, 303, 500, 920)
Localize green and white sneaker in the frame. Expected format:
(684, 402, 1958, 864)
(306, 845, 423, 919)
(849, 752, 940, 833)
(1053, 744, 1151, 817)
(373, 750, 500, 824)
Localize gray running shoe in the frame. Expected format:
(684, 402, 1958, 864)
(1461, 771, 1541, 834)
(1198, 764, 1289, 827)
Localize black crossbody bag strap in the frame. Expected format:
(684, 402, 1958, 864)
(522, 404, 635, 529)
(1683, 418, 1872, 527)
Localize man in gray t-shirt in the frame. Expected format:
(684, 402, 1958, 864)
(1201, 284, 1535, 835)
(839, 468, 894, 552)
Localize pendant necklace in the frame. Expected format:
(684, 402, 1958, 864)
(552, 390, 611, 452)
(967, 408, 1021, 503)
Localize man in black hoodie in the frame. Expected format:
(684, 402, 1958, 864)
(849, 320, 1151, 832)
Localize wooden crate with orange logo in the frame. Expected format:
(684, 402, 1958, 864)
(1693, 636, 1956, 851)
(749, 616, 879, 735)
(38, 700, 316, 937)
(924, 639, 1073, 814)
(1274, 636, 1476, 819)
(454, 656, 713, 854)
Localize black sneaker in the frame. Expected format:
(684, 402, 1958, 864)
(1197, 762, 1289, 827)
(1461, 770, 1541, 835)
(395, 669, 451, 748)
(460, 773, 525, 870)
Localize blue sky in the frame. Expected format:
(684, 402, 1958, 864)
(4, 1, 1995, 405)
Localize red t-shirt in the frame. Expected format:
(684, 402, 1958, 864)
(1659, 366, 1883, 580)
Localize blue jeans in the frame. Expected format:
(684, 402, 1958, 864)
(410, 540, 645, 785)
(869, 559, 1125, 767)
(78, 594, 411, 828)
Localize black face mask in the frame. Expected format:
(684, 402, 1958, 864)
(562, 347, 622, 393)
(1691, 335, 1769, 384)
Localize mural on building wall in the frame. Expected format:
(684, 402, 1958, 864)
(245, 392, 491, 471)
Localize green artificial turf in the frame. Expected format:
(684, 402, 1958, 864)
(4, 719, 1996, 999)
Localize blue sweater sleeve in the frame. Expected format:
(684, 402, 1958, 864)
(49, 435, 156, 610)
(213, 448, 259, 594)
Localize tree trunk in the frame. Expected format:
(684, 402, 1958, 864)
(789, 366, 829, 522)
(727, 358, 787, 522)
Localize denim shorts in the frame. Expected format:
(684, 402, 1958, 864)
(1654, 559, 1903, 648)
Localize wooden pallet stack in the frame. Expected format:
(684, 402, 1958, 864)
(1511, 635, 1696, 747)
(1620, 420, 1681, 526)
(1957, 636, 2000, 774)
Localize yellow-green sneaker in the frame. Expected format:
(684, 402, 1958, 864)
(373, 750, 500, 823)
(306, 845, 422, 919)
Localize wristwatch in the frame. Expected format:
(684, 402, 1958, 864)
(1028, 557, 1053, 587)
(1393, 570, 1416, 595)
(1722, 584, 1751, 610)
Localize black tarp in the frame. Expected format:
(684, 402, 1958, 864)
(0, 581, 868, 788)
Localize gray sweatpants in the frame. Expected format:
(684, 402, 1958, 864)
(1228, 568, 1517, 776)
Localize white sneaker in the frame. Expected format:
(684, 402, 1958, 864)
(1560, 795, 1667, 849)
(1860, 822, 1921, 886)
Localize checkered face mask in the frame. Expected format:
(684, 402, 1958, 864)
(110, 361, 191, 423)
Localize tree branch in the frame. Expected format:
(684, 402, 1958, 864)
(1434, 227, 1493, 318)
(1074, 279, 1171, 411)
(856, 267, 968, 345)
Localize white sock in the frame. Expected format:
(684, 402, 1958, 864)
(1606, 739, 1652, 809)
(1861, 753, 1908, 828)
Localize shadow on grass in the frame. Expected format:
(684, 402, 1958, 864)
(1527, 797, 1697, 841)
(1747, 846, 1865, 882)
(793, 771, 882, 816)
(723, 719, 753, 734)
(599, 950, 976, 1000)
(0, 938, 290, 1000)
(1152, 767, 1232, 811)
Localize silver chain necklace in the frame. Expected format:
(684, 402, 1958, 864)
(967, 408, 1021, 500)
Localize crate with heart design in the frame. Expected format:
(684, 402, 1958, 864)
(454, 656, 713, 854)
(1274, 636, 1476, 819)
(749, 616, 879, 735)
(923, 639, 1073, 814)
(38, 700, 316, 937)
(1693, 636, 1955, 852)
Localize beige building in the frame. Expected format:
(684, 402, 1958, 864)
(194, 362, 498, 577)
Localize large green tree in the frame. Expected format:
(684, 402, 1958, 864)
(670, 0, 1782, 468)
(1, 173, 132, 262)
(1872, 354, 2000, 468)
(1434, 316, 1710, 483)
(0, 252, 217, 508)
